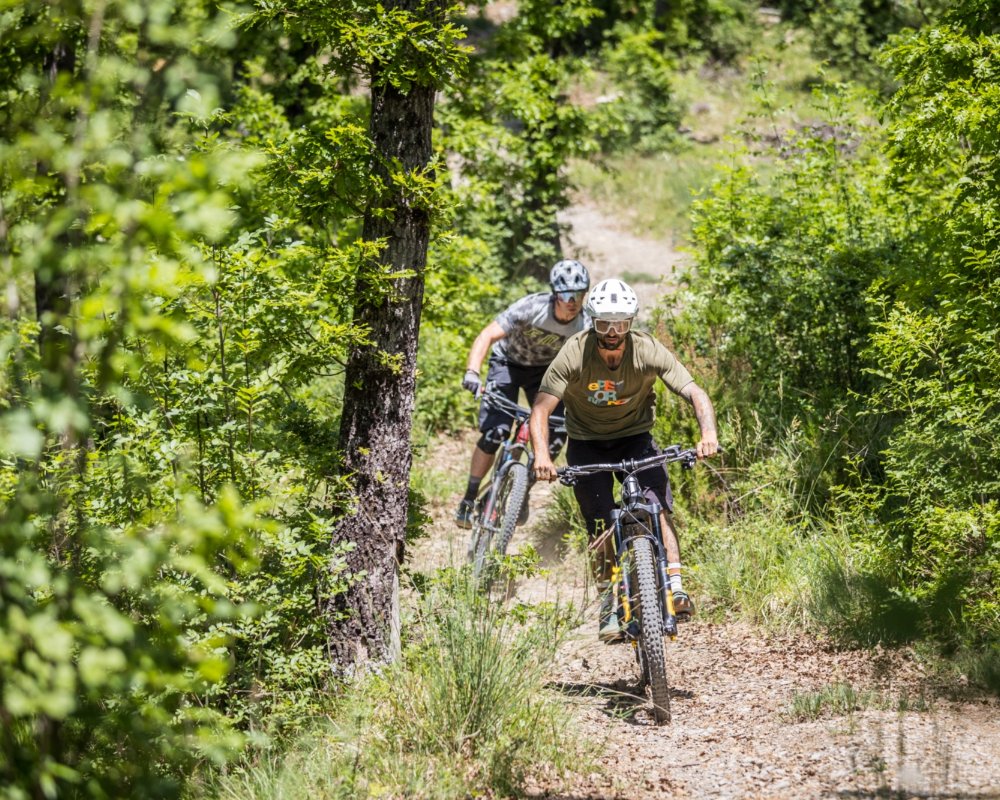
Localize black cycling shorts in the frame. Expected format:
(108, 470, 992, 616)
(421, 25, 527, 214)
(566, 431, 673, 538)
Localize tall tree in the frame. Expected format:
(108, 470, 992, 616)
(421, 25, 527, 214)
(248, 0, 468, 670)
(327, 0, 467, 670)
(329, 77, 434, 666)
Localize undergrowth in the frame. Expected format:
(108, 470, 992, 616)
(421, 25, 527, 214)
(208, 570, 589, 800)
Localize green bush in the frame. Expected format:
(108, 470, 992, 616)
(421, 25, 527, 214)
(647, 0, 758, 63)
(671, 7, 1000, 672)
(664, 81, 923, 508)
(841, 4, 1000, 655)
(0, 477, 258, 798)
(808, 0, 947, 84)
(594, 26, 684, 154)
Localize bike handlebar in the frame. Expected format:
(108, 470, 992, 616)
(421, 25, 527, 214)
(479, 388, 567, 430)
(556, 445, 710, 485)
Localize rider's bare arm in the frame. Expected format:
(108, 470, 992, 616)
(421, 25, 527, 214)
(679, 381, 719, 459)
(530, 391, 561, 481)
(466, 321, 506, 374)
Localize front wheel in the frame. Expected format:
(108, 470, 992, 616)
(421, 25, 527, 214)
(472, 462, 529, 586)
(632, 535, 671, 724)
(492, 461, 529, 561)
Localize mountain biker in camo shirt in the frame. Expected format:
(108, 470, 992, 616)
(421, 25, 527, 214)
(455, 260, 592, 528)
(529, 278, 719, 641)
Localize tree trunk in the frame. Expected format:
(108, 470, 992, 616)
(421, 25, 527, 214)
(326, 47, 435, 673)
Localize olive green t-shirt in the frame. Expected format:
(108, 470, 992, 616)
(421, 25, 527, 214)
(539, 330, 694, 441)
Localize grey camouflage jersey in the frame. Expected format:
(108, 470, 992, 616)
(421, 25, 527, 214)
(492, 292, 591, 367)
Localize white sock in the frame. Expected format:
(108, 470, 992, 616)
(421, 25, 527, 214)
(668, 562, 684, 593)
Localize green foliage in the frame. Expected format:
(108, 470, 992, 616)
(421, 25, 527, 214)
(415, 233, 506, 433)
(653, 0, 758, 63)
(0, 0, 290, 793)
(242, 1, 471, 93)
(672, 2, 1000, 676)
(665, 78, 926, 517)
(682, 419, 855, 629)
(834, 5, 1000, 654)
(209, 572, 588, 800)
(595, 26, 684, 154)
(0, 485, 257, 799)
(441, 52, 597, 279)
(491, 0, 603, 56)
(771, 0, 947, 84)
(0, 0, 480, 792)
(442, 2, 601, 280)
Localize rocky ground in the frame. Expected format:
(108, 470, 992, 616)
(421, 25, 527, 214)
(410, 200, 1000, 799)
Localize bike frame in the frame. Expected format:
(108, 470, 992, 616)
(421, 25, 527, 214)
(559, 445, 708, 723)
(475, 390, 564, 522)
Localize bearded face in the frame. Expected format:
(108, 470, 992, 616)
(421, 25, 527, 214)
(593, 318, 631, 350)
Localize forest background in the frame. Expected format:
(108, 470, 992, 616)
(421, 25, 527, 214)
(1, 0, 998, 797)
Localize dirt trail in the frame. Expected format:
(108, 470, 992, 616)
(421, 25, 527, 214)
(413, 439, 1000, 800)
(558, 201, 686, 324)
(411, 203, 1000, 799)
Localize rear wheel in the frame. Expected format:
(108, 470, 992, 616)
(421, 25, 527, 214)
(632, 534, 671, 724)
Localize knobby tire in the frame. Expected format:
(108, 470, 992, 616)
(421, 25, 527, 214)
(471, 462, 528, 586)
(632, 534, 671, 723)
(493, 461, 529, 560)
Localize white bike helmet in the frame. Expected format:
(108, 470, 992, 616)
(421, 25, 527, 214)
(585, 278, 639, 320)
(549, 259, 590, 292)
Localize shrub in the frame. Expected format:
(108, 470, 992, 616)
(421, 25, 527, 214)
(595, 26, 684, 154)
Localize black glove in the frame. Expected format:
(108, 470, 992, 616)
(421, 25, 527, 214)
(462, 369, 481, 396)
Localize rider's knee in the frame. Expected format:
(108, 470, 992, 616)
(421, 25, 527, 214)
(476, 426, 508, 455)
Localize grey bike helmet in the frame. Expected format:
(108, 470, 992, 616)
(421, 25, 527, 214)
(585, 278, 639, 320)
(549, 259, 590, 292)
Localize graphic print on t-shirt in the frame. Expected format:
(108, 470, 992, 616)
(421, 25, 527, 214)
(587, 379, 632, 407)
(492, 292, 591, 366)
(522, 327, 564, 349)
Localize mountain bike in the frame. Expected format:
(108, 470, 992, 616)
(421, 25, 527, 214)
(467, 389, 566, 584)
(558, 445, 704, 724)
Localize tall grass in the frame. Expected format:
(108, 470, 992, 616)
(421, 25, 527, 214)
(679, 413, 863, 633)
(687, 512, 853, 630)
(207, 572, 588, 800)
(571, 148, 723, 239)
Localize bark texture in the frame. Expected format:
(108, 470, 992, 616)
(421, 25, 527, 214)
(327, 28, 436, 673)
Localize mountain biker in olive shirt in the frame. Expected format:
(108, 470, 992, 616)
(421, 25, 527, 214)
(529, 278, 719, 640)
(454, 260, 592, 528)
